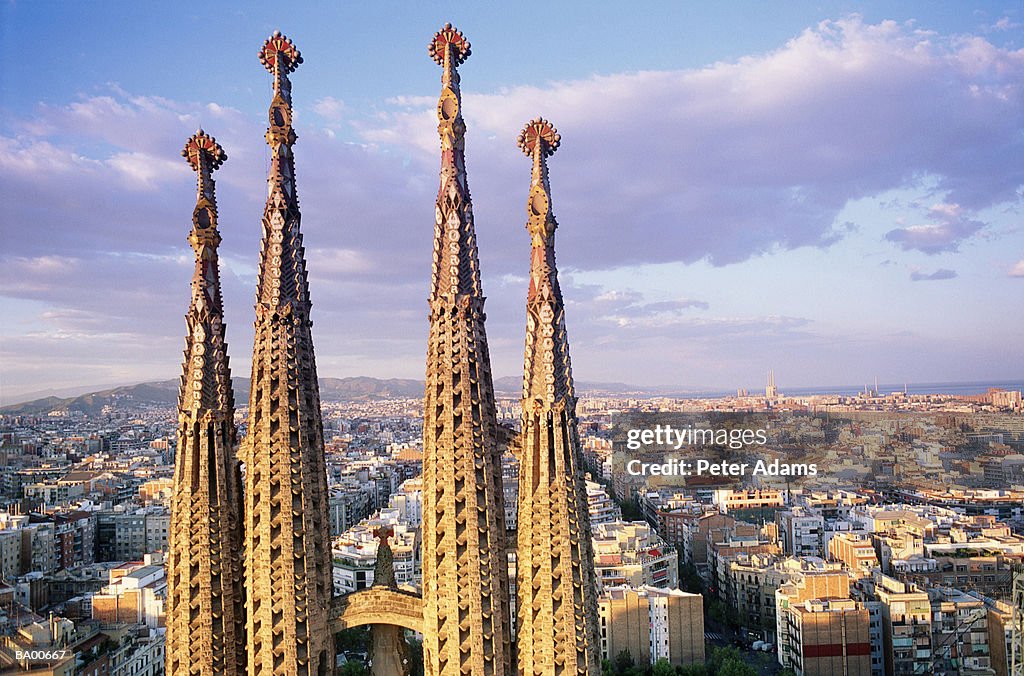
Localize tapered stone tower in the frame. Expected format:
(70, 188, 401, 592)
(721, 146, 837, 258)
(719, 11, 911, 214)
(514, 119, 601, 676)
(166, 130, 247, 675)
(420, 23, 513, 676)
(243, 31, 334, 676)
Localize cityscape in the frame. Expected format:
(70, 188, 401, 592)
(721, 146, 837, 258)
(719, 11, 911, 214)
(1, 4, 1023, 676)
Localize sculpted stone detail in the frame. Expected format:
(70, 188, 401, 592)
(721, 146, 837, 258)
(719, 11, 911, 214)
(370, 527, 411, 676)
(243, 31, 334, 676)
(421, 23, 514, 676)
(167, 131, 247, 675)
(515, 119, 602, 676)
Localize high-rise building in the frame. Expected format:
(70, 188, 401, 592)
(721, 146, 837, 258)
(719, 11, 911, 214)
(419, 24, 514, 676)
(778, 507, 825, 558)
(165, 131, 246, 675)
(874, 574, 933, 676)
(775, 559, 853, 669)
(781, 598, 872, 676)
(929, 587, 993, 675)
(597, 586, 704, 668)
(243, 32, 334, 675)
(514, 118, 601, 675)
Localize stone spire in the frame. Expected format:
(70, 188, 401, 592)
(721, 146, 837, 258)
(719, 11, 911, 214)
(420, 23, 513, 676)
(514, 119, 601, 676)
(166, 130, 247, 675)
(369, 527, 410, 675)
(243, 31, 334, 676)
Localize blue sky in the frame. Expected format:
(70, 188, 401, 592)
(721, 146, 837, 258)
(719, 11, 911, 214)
(0, 1, 1022, 402)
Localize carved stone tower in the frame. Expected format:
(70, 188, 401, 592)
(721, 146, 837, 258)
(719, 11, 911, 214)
(166, 130, 247, 675)
(420, 23, 514, 676)
(514, 119, 601, 676)
(243, 31, 334, 676)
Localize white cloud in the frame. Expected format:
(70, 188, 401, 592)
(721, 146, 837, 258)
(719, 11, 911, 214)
(312, 96, 346, 121)
(359, 16, 1023, 269)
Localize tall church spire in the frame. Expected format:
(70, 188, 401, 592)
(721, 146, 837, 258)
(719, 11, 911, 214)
(421, 23, 514, 676)
(166, 130, 247, 675)
(243, 31, 334, 676)
(514, 119, 601, 676)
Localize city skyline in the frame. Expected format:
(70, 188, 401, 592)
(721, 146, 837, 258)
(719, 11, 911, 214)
(2, 2, 1023, 401)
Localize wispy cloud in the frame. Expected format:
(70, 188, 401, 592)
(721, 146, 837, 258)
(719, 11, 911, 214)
(910, 268, 958, 281)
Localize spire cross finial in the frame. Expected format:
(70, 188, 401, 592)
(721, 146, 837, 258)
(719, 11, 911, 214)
(259, 31, 302, 97)
(517, 118, 560, 159)
(429, 23, 471, 67)
(518, 118, 560, 243)
(373, 525, 394, 545)
(182, 129, 226, 196)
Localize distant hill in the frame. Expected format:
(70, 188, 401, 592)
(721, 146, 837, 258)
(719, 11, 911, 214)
(1, 375, 646, 415)
(491, 376, 640, 395)
(1, 377, 432, 416)
(0, 380, 181, 416)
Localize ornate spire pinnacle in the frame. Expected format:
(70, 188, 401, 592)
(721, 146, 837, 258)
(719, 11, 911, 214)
(517, 118, 572, 406)
(427, 23, 482, 300)
(254, 31, 306, 317)
(244, 33, 334, 676)
(259, 30, 302, 105)
(421, 24, 514, 676)
(515, 120, 602, 675)
(166, 131, 247, 675)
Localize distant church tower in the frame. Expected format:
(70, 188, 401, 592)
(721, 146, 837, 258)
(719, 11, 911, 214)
(514, 119, 601, 675)
(242, 32, 334, 675)
(166, 131, 247, 675)
(420, 23, 514, 676)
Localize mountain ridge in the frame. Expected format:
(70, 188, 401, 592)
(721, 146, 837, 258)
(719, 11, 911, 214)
(0, 376, 643, 416)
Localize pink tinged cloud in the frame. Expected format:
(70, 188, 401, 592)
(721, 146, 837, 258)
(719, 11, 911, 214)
(885, 203, 987, 254)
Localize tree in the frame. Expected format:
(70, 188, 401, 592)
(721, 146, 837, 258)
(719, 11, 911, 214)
(339, 662, 369, 676)
(653, 658, 675, 676)
(717, 660, 757, 676)
(708, 646, 742, 674)
(406, 636, 424, 676)
(620, 498, 644, 522)
(614, 649, 635, 675)
(679, 561, 704, 594)
(676, 664, 708, 676)
(707, 599, 739, 628)
(334, 626, 370, 653)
